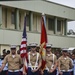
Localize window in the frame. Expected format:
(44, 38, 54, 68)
(48, 18, 54, 31)
(5, 8, 7, 28)
(19, 12, 21, 29)
(11, 12, 15, 24)
(57, 20, 61, 32)
(26, 14, 30, 26)
(33, 14, 37, 31)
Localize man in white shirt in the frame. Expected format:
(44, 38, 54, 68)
(0, 51, 8, 75)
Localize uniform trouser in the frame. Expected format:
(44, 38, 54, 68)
(19, 71, 23, 75)
(7, 71, 20, 75)
(0, 70, 8, 75)
(44, 70, 56, 75)
(70, 71, 73, 75)
(27, 67, 39, 75)
(59, 72, 70, 75)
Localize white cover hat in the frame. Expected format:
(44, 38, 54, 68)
(29, 43, 38, 47)
(10, 45, 16, 49)
(46, 43, 52, 47)
(62, 48, 68, 52)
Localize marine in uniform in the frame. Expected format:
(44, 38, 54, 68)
(23, 43, 42, 75)
(58, 49, 73, 75)
(0, 45, 22, 75)
(43, 43, 57, 75)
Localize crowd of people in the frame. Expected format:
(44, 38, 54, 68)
(0, 49, 10, 75)
(0, 43, 75, 75)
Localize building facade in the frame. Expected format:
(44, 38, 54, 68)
(0, 0, 75, 54)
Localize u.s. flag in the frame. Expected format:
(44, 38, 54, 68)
(20, 16, 28, 72)
(20, 17, 27, 58)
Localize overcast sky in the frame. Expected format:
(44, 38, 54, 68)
(47, 0, 75, 32)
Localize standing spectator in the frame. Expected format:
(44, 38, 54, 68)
(0, 49, 8, 75)
(71, 54, 75, 75)
(55, 50, 60, 59)
(2, 49, 7, 59)
(17, 50, 20, 54)
(7, 50, 10, 55)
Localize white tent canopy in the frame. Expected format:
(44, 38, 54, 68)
(68, 47, 75, 50)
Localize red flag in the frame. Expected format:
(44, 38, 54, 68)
(40, 14, 47, 70)
(20, 17, 28, 73)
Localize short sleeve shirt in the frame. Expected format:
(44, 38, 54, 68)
(28, 52, 41, 66)
(45, 53, 57, 70)
(2, 54, 22, 70)
(58, 56, 73, 71)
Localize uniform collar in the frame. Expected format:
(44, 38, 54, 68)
(30, 51, 37, 56)
(61, 56, 68, 59)
(46, 52, 53, 56)
(10, 54, 17, 58)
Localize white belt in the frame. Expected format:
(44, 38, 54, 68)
(60, 70, 71, 72)
(8, 70, 19, 72)
(28, 65, 38, 67)
(28, 66, 38, 70)
(45, 67, 49, 71)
